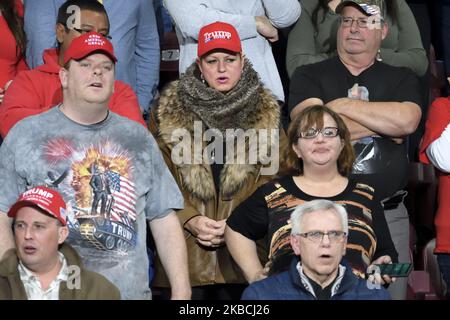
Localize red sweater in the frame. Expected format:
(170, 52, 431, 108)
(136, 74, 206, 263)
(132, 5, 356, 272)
(0, 48, 145, 137)
(0, 0, 28, 88)
(419, 97, 450, 254)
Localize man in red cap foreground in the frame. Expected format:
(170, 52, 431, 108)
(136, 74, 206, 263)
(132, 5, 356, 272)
(0, 32, 191, 300)
(0, 186, 120, 299)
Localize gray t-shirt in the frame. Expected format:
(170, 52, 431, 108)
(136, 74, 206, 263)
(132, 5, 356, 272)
(0, 107, 184, 299)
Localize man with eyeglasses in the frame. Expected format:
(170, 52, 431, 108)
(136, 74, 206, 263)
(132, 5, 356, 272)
(288, 0, 422, 300)
(242, 199, 390, 300)
(0, 0, 146, 138)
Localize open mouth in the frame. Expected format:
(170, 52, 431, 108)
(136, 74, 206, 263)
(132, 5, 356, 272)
(89, 82, 103, 88)
(217, 77, 228, 84)
(23, 246, 37, 254)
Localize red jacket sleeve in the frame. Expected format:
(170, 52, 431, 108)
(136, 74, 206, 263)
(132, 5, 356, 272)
(419, 97, 450, 164)
(109, 80, 146, 127)
(16, 58, 29, 73)
(0, 71, 47, 138)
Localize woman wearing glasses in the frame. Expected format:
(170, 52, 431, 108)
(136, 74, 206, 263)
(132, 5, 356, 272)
(286, 0, 427, 79)
(226, 105, 397, 285)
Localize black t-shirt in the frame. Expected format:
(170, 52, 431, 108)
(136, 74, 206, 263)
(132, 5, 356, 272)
(227, 175, 398, 278)
(288, 57, 422, 199)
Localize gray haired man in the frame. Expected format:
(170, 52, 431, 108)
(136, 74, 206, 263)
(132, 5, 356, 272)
(242, 200, 391, 300)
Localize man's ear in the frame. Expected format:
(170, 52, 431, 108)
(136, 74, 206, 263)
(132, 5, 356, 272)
(290, 235, 301, 256)
(56, 23, 66, 45)
(58, 226, 69, 245)
(381, 21, 388, 40)
(341, 238, 347, 257)
(59, 67, 69, 89)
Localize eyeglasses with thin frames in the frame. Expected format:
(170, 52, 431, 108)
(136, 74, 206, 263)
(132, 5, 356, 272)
(298, 127, 339, 139)
(296, 230, 347, 244)
(339, 16, 384, 29)
(71, 27, 112, 40)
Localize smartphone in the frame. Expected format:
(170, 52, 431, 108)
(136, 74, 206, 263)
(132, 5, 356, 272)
(374, 263, 413, 277)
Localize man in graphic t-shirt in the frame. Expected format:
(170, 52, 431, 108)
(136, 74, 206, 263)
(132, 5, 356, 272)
(0, 32, 191, 300)
(288, 0, 422, 300)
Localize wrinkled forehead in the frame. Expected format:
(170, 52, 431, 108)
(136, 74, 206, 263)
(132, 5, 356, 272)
(78, 9, 109, 26)
(301, 209, 343, 230)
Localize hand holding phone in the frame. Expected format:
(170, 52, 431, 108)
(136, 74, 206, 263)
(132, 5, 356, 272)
(374, 263, 412, 277)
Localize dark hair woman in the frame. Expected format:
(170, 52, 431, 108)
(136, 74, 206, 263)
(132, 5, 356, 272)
(0, 0, 28, 104)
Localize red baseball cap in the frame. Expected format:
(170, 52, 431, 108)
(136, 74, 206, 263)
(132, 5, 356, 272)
(197, 22, 242, 58)
(8, 186, 67, 226)
(63, 31, 117, 65)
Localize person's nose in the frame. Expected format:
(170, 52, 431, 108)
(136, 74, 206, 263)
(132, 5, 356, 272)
(24, 226, 33, 240)
(92, 64, 103, 76)
(320, 233, 332, 246)
(217, 60, 226, 73)
(350, 19, 359, 33)
(314, 131, 325, 142)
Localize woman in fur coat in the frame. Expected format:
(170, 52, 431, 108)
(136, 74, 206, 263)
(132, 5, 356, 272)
(149, 21, 286, 299)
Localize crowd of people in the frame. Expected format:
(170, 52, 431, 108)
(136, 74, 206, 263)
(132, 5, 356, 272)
(0, 0, 449, 301)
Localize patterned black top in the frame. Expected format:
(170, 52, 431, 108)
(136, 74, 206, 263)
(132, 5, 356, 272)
(227, 175, 398, 278)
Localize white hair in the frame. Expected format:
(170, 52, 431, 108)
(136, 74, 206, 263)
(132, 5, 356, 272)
(290, 199, 348, 235)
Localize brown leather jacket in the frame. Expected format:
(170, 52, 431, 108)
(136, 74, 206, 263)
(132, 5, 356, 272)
(149, 81, 287, 287)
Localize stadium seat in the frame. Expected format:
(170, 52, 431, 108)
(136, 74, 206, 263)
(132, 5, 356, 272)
(159, 31, 180, 90)
(429, 45, 447, 102)
(405, 162, 438, 239)
(423, 238, 447, 298)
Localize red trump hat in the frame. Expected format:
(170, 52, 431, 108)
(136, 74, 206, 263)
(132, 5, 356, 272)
(197, 21, 242, 58)
(63, 31, 117, 65)
(8, 186, 68, 226)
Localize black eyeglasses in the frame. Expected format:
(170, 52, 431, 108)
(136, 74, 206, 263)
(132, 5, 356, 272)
(339, 16, 384, 29)
(296, 230, 347, 243)
(71, 27, 112, 40)
(298, 127, 339, 139)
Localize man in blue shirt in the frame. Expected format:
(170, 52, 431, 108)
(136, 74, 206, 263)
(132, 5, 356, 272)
(242, 200, 391, 300)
